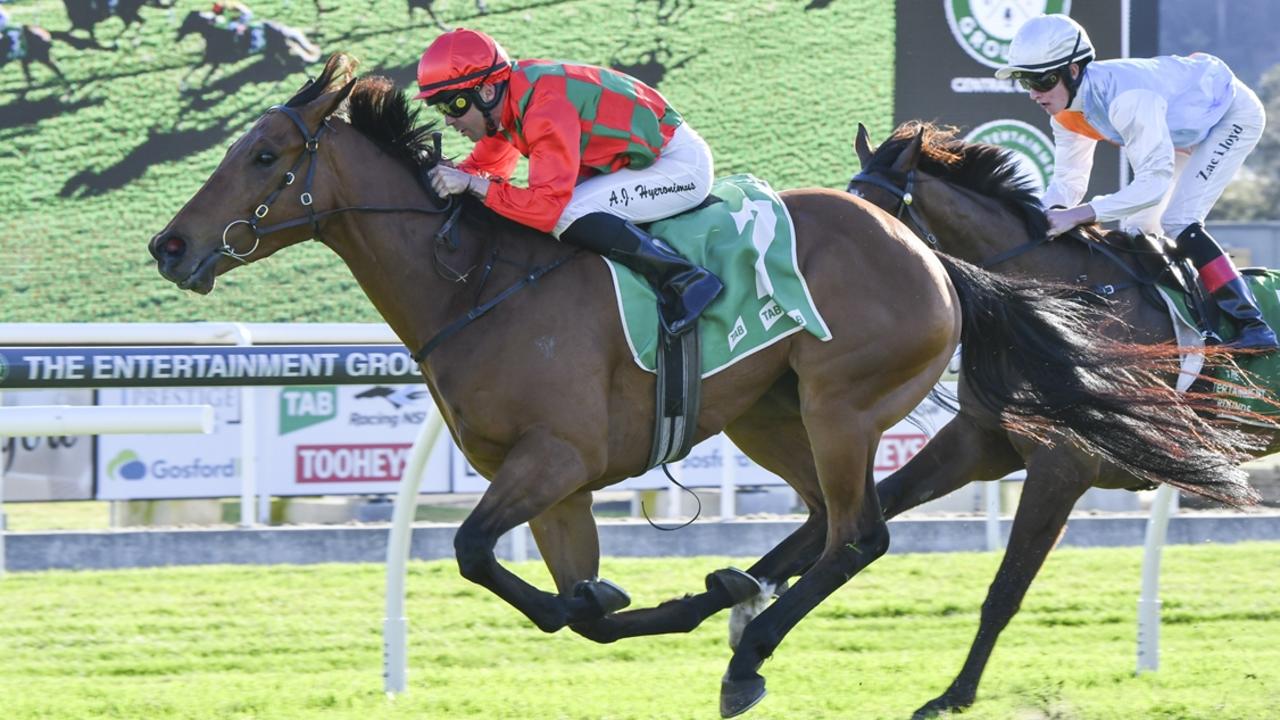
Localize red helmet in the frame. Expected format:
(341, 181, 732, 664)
(212, 2, 225, 14)
(414, 28, 511, 102)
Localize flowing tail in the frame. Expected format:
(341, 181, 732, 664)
(936, 252, 1263, 507)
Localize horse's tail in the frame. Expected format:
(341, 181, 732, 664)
(935, 251, 1263, 507)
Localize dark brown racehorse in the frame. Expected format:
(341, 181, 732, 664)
(850, 120, 1278, 719)
(1, 25, 69, 91)
(148, 55, 1257, 718)
(176, 10, 319, 87)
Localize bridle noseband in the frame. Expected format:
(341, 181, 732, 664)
(218, 103, 461, 264)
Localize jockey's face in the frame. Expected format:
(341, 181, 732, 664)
(1026, 63, 1079, 115)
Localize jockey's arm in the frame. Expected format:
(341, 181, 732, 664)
(459, 135, 520, 180)
(478, 91, 582, 233)
(1086, 89, 1176, 223)
(1041, 116, 1097, 210)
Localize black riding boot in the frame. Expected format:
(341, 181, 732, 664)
(561, 212, 724, 335)
(1177, 223, 1279, 351)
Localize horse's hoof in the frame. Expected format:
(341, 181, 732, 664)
(573, 578, 631, 616)
(707, 567, 763, 604)
(720, 674, 767, 718)
(911, 692, 973, 720)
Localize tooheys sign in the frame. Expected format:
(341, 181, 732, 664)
(893, 1, 1159, 200)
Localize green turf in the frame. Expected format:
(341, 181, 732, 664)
(0, 0, 894, 323)
(0, 545, 1277, 718)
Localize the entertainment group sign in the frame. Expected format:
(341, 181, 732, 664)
(0, 345, 419, 389)
(894, 1, 1159, 197)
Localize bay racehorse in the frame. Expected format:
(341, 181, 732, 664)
(849, 120, 1277, 719)
(149, 55, 1258, 718)
(63, 0, 171, 46)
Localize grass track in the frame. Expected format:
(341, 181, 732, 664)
(1, 544, 1278, 718)
(1, 0, 893, 323)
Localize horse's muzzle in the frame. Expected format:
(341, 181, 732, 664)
(150, 231, 218, 294)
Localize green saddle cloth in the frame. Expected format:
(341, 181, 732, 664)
(607, 174, 831, 378)
(1162, 270, 1280, 418)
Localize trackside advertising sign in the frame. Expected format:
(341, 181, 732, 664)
(91, 378, 963, 500)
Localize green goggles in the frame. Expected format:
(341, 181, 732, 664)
(1012, 69, 1063, 93)
(431, 91, 475, 119)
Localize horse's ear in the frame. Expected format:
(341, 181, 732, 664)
(854, 122, 875, 168)
(891, 128, 925, 173)
(308, 78, 357, 123)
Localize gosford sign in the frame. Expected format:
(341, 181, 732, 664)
(0, 345, 420, 389)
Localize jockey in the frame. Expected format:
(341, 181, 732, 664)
(996, 14, 1277, 350)
(417, 28, 722, 336)
(212, 1, 252, 33)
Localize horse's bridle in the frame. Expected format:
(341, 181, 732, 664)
(217, 103, 461, 265)
(217, 102, 575, 364)
(847, 168, 940, 248)
(848, 166, 1162, 294)
(848, 166, 1057, 268)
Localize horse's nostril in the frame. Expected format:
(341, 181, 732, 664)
(164, 237, 186, 256)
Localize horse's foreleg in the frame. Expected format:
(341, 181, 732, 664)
(454, 429, 612, 633)
(570, 398, 828, 645)
(912, 450, 1094, 720)
(878, 414, 1021, 519)
(722, 403, 888, 718)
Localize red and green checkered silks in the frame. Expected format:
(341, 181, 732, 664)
(458, 58, 687, 232)
(507, 60, 683, 174)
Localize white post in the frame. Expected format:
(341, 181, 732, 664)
(384, 407, 444, 695)
(984, 480, 1002, 551)
(719, 434, 736, 521)
(231, 324, 257, 528)
(665, 462, 683, 519)
(1137, 483, 1177, 673)
(0, 405, 214, 579)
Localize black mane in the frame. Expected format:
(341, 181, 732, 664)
(870, 121, 1051, 239)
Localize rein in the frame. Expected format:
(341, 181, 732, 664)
(848, 166, 1167, 293)
(223, 102, 573, 363)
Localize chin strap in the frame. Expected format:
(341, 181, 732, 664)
(476, 80, 507, 137)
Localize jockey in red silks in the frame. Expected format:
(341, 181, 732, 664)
(417, 28, 722, 336)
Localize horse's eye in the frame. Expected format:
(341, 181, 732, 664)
(255, 151, 277, 166)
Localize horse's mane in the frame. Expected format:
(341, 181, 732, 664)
(279, 54, 529, 239)
(871, 121, 1050, 239)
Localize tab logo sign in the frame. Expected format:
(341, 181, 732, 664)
(279, 386, 337, 434)
(945, 0, 1071, 69)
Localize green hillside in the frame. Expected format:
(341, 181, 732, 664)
(0, 0, 893, 323)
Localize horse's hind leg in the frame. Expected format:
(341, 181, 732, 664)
(912, 448, 1094, 720)
(722, 390, 890, 717)
(879, 414, 1022, 519)
(568, 387, 827, 644)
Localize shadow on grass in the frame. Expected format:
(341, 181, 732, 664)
(0, 93, 103, 130)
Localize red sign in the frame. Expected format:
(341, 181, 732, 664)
(874, 433, 928, 473)
(295, 443, 411, 483)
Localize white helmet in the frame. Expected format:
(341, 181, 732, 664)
(995, 14, 1095, 79)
